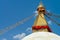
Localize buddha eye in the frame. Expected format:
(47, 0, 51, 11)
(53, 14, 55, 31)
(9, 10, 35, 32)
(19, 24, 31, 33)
(39, 10, 42, 12)
(42, 10, 45, 11)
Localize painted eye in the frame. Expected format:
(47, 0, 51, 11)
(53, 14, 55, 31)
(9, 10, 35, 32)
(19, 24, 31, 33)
(39, 10, 42, 12)
(42, 10, 45, 11)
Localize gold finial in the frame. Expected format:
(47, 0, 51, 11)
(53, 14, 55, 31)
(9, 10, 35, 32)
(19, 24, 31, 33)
(38, 0, 44, 8)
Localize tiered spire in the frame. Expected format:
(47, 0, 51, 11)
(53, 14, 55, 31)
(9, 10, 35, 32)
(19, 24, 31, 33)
(32, 0, 51, 32)
(38, 0, 44, 8)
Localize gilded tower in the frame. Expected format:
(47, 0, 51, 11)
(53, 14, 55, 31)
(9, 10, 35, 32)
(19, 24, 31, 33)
(32, 1, 51, 32)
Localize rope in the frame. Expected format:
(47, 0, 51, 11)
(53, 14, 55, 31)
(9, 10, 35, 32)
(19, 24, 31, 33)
(0, 13, 36, 35)
(46, 12, 60, 18)
(45, 14, 60, 26)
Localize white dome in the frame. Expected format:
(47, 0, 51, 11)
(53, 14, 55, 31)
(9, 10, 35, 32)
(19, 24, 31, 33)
(22, 32, 60, 40)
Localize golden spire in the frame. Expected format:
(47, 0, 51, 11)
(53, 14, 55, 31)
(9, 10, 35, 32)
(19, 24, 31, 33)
(38, 0, 44, 8)
(32, 0, 51, 32)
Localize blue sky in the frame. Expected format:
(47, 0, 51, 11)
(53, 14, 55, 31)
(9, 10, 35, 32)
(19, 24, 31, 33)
(0, 0, 60, 40)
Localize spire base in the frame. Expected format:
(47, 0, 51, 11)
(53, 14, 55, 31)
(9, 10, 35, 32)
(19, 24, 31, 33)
(32, 25, 52, 32)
